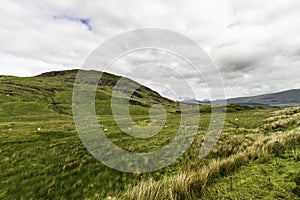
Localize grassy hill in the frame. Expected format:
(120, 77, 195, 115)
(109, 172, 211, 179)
(225, 89, 300, 107)
(0, 69, 175, 117)
(0, 70, 299, 199)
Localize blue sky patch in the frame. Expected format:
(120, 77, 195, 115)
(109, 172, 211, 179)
(54, 15, 92, 31)
(79, 18, 92, 31)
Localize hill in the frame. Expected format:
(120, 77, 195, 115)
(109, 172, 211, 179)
(223, 89, 300, 107)
(0, 69, 176, 117)
(0, 69, 299, 199)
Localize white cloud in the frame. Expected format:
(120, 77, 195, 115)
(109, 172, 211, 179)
(0, 0, 299, 99)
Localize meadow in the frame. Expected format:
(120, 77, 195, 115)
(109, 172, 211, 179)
(0, 70, 299, 199)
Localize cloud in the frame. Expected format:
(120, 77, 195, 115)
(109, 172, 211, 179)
(0, 0, 299, 99)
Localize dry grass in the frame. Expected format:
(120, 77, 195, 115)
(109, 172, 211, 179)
(264, 107, 300, 131)
(123, 107, 300, 200)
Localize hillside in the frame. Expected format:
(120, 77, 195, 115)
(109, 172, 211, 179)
(0, 69, 185, 199)
(225, 89, 300, 107)
(0, 69, 176, 117)
(0, 70, 299, 199)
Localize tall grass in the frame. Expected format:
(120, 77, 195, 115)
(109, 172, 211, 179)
(264, 107, 300, 131)
(124, 126, 300, 200)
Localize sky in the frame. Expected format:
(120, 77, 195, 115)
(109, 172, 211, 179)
(0, 0, 300, 100)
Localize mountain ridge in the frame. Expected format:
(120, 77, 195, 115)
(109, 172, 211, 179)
(1, 69, 299, 109)
(223, 88, 300, 107)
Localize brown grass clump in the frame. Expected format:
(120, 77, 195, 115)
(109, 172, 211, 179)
(264, 107, 300, 131)
(124, 127, 300, 200)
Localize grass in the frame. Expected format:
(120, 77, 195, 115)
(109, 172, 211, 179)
(124, 126, 300, 200)
(203, 148, 300, 199)
(0, 70, 299, 199)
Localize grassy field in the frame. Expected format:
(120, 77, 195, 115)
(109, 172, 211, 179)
(0, 70, 299, 199)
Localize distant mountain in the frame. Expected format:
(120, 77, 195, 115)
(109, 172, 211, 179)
(178, 98, 211, 104)
(224, 89, 300, 107)
(1, 69, 298, 113)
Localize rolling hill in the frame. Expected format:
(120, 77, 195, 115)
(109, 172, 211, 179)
(0, 69, 176, 117)
(219, 89, 300, 107)
(0, 69, 299, 199)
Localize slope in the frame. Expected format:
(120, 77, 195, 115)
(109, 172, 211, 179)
(226, 89, 300, 107)
(0, 69, 176, 118)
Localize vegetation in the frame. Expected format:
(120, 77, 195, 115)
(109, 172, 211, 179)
(125, 119, 300, 200)
(0, 70, 299, 199)
(224, 88, 300, 107)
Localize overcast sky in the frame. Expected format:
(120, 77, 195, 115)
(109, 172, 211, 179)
(1, 0, 300, 100)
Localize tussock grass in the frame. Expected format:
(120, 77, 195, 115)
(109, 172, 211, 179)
(124, 127, 300, 200)
(264, 107, 300, 131)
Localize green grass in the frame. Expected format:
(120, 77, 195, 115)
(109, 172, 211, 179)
(203, 148, 300, 200)
(0, 70, 299, 199)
